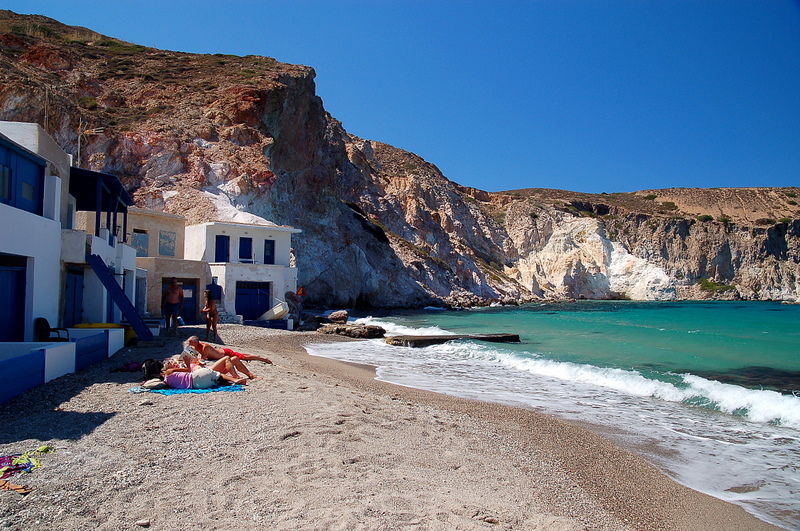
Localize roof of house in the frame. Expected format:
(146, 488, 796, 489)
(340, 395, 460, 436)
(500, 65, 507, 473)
(70, 167, 133, 212)
(128, 206, 186, 221)
(187, 220, 302, 233)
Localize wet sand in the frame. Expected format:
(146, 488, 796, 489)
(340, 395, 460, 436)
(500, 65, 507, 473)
(0, 325, 776, 530)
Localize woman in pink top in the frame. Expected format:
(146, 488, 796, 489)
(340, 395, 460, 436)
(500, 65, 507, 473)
(162, 356, 249, 388)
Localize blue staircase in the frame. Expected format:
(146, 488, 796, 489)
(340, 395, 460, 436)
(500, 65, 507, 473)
(86, 254, 153, 340)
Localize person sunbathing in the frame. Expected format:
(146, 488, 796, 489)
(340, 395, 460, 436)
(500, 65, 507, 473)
(167, 349, 258, 380)
(162, 356, 249, 389)
(142, 352, 257, 388)
(184, 336, 273, 365)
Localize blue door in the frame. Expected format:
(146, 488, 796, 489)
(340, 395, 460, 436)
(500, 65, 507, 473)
(235, 281, 271, 320)
(239, 237, 253, 262)
(0, 257, 26, 341)
(264, 239, 275, 265)
(215, 235, 230, 262)
(63, 267, 84, 327)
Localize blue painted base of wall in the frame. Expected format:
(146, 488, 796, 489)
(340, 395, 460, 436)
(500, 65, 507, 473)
(0, 349, 45, 404)
(74, 331, 109, 371)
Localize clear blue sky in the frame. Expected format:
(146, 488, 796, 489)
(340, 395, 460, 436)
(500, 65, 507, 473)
(6, 1, 799, 193)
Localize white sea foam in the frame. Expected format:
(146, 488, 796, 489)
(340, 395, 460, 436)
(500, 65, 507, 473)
(484, 351, 800, 428)
(352, 316, 456, 337)
(305, 327, 800, 528)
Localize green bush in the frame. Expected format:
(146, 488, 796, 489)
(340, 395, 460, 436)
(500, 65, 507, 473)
(642, 194, 657, 200)
(788, 200, 797, 206)
(96, 40, 146, 54)
(78, 96, 98, 110)
(716, 215, 731, 223)
(696, 215, 713, 222)
(660, 201, 678, 211)
(778, 217, 792, 224)
(755, 218, 775, 226)
(786, 192, 797, 198)
(697, 278, 735, 293)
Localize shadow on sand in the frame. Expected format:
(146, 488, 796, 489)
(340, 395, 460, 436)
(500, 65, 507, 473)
(0, 326, 239, 445)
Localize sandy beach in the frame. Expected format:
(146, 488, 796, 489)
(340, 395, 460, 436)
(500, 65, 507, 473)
(0, 324, 775, 530)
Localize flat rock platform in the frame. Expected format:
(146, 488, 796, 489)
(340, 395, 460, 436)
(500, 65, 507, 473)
(384, 333, 521, 348)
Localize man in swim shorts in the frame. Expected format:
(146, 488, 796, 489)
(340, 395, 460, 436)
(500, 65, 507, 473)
(161, 277, 184, 335)
(185, 336, 273, 365)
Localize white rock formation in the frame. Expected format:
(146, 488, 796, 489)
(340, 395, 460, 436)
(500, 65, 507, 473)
(516, 217, 676, 300)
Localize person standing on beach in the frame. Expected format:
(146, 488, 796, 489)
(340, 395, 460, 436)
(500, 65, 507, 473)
(185, 336, 273, 364)
(201, 289, 219, 341)
(161, 277, 183, 336)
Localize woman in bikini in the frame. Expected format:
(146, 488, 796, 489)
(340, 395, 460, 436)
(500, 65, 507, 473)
(201, 289, 219, 341)
(162, 356, 249, 388)
(142, 351, 256, 387)
(184, 336, 273, 365)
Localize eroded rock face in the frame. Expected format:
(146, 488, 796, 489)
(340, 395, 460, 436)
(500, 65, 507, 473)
(1, 12, 798, 306)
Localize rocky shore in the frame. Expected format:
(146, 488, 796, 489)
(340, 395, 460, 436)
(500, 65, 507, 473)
(0, 324, 774, 530)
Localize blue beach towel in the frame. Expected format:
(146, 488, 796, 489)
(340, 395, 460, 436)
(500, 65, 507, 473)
(128, 385, 245, 395)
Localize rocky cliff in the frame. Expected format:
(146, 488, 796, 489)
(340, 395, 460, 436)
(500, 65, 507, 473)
(2, 11, 798, 306)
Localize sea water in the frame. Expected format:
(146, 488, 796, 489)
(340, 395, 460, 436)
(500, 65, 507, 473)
(305, 301, 800, 528)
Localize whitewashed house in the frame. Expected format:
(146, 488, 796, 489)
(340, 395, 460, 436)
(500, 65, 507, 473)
(0, 127, 65, 341)
(184, 221, 301, 322)
(126, 207, 212, 324)
(0, 122, 135, 403)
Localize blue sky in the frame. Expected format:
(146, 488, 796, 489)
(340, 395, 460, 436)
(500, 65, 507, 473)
(6, 1, 799, 193)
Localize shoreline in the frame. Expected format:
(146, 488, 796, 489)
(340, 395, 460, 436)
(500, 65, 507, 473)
(0, 325, 777, 530)
(294, 335, 779, 530)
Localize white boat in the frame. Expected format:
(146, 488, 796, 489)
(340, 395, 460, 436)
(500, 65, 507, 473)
(259, 301, 289, 321)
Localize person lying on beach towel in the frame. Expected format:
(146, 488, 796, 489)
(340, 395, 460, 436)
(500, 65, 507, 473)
(141, 356, 253, 389)
(185, 336, 273, 364)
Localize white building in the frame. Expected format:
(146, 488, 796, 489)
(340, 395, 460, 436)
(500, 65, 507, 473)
(184, 221, 301, 321)
(0, 127, 64, 341)
(1, 122, 141, 331)
(0, 122, 133, 403)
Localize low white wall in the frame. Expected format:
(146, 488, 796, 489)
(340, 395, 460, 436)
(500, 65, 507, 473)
(67, 328, 124, 357)
(0, 342, 77, 383)
(0, 343, 52, 360)
(44, 342, 76, 382)
(0, 203, 63, 340)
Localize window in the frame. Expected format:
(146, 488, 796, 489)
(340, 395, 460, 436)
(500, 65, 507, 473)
(159, 230, 176, 257)
(239, 237, 253, 262)
(0, 148, 43, 215)
(215, 235, 230, 262)
(264, 239, 275, 265)
(132, 229, 149, 257)
(21, 182, 34, 201)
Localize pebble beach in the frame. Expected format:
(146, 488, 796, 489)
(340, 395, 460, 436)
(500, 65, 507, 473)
(0, 324, 776, 530)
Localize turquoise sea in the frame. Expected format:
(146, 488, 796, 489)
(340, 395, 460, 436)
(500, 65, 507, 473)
(306, 301, 800, 528)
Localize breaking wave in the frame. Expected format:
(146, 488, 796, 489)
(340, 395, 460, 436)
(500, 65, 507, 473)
(351, 316, 456, 337)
